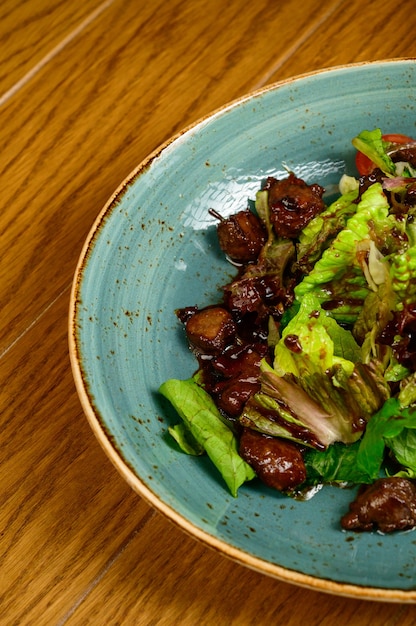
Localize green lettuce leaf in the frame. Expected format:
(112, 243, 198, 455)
(303, 399, 416, 485)
(356, 397, 416, 479)
(274, 292, 361, 379)
(387, 429, 416, 478)
(352, 128, 397, 176)
(159, 377, 256, 496)
(353, 280, 395, 350)
(398, 373, 416, 407)
(168, 423, 204, 456)
(303, 441, 373, 485)
(390, 245, 416, 311)
(294, 183, 390, 324)
(296, 189, 358, 272)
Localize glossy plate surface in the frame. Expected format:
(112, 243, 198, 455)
(70, 60, 416, 601)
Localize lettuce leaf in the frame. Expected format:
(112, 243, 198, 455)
(398, 373, 416, 407)
(303, 399, 416, 485)
(294, 183, 390, 324)
(168, 423, 204, 456)
(303, 441, 373, 485)
(352, 128, 397, 176)
(355, 397, 416, 479)
(159, 377, 256, 496)
(390, 245, 416, 311)
(239, 295, 389, 448)
(296, 189, 358, 271)
(387, 429, 416, 478)
(241, 367, 343, 448)
(274, 292, 361, 379)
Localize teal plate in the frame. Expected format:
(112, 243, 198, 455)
(70, 59, 416, 601)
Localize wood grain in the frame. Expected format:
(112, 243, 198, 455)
(0, 0, 340, 355)
(64, 512, 416, 625)
(270, 0, 416, 82)
(2, 0, 416, 623)
(0, 291, 152, 625)
(0, 0, 110, 97)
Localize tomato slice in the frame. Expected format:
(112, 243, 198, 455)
(382, 133, 415, 144)
(355, 133, 415, 176)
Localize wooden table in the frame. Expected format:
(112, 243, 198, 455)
(2, 1, 416, 623)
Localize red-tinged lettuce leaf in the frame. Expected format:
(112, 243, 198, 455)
(253, 360, 389, 448)
(240, 386, 331, 449)
(241, 292, 390, 449)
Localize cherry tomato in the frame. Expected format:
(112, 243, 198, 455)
(355, 133, 415, 176)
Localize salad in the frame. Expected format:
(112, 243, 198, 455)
(160, 128, 416, 533)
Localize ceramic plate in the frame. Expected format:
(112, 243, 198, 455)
(70, 59, 416, 601)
